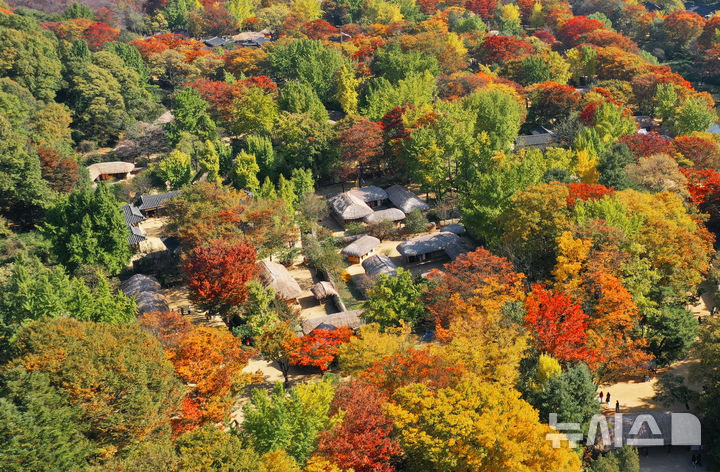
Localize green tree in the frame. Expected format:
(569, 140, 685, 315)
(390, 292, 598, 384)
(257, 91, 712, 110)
(231, 86, 278, 136)
(256, 321, 299, 385)
(279, 81, 329, 123)
(269, 39, 347, 104)
(227, 0, 256, 24)
(165, 0, 191, 30)
(335, 63, 360, 115)
(290, 168, 314, 202)
(247, 135, 276, 179)
(587, 446, 639, 472)
(363, 268, 428, 329)
(598, 142, 634, 190)
(166, 87, 217, 144)
(6, 318, 184, 462)
(272, 112, 333, 178)
(0, 256, 136, 348)
(176, 424, 262, 472)
(362, 72, 436, 121)
(104, 41, 150, 83)
(63, 1, 94, 19)
(159, 150, 193, 189)
(0, 114, 51, 224)
(232, 150, 261, 192)
(654, 83, 677, 123)
(41, 184, 132, 275)
(671, 97, 717, 136)
(646, 307, 699, 365)
(527, 362, 599, 430)
(149, 49, 200, 89)
(241, 379, 337, 464)
(92, 50, 153, 121)
(278, 174, 297, 214)
(373, 41, 439, 83)
(464, 87, 525, 151)
(0, 366, 92, 472)
(0, 18, 62, 101)
(198, 140, 221, 183)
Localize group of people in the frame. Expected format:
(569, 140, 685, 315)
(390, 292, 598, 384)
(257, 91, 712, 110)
(598, 391, 620, 413)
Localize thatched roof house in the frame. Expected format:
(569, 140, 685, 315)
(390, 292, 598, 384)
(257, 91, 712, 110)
(362, 254, 398, 277)
(386, 185, 429, 213)
(311, 281, 338, 300)
(87, 162, 135, 181)
(329, 192, 373, 224)
(348, 186, 388, 207)
(258, 260, 303, 303)
(122, 274, 168, 314)
(341, 235, 381, 263)
(364, 208, 405, 225)
(398, 231, 464, 263)
(442, 223, 466, 235)
(301, 309, 366, 335)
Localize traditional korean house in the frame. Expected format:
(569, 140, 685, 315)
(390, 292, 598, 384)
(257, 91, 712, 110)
(341, 235, 381, 264)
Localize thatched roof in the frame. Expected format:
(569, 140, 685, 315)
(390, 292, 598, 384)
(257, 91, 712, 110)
(258, 260, 303, 300)
(87, 162, 135, 181)
(362, 254, 398, 277)
(348, 185, 388, 203)
(364, 208, 406, 224)
(122, 274, 168, 314)
(311, 281, 338, 300)
(135, 291, 170, 314)
(301, 309, 365, 335)
(122, 274, 161, 297)
(398, 232, 462, 257)
(341, 235, 381, 258)
(329, 192, 373, 220)
(442, 223, 466, 235)
(386, 185, 429, 213)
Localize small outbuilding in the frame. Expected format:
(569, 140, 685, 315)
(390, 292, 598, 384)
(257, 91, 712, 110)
(341, 235, 381, 264)
(310, 281, 338, 302)
(329, 192, 373, 225)
(258, 260, 303, 304)
(361, 254, 398, 278)
(442, 223, 466, 235)
(364, 208, 405, 225)
(348, 186, 388, 208)
(87, 161, 135, 182)
(386, 185, 430, 213)
(397, 231, 464, 263)
(301, 309, 366, 335)
(122, 274, 169, 314)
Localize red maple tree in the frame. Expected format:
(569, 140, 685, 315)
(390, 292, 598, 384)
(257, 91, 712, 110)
(362, 348, 464, 394)
(524, 284, 596, 364)
(183, 238, 258, 310)
(290, 327, 353, 372)
(316, 381, 401, 472)
(36, 147, 80, 193)
(464, 0, 497, 21)
(619, 132, 672, 158)
(338, 118, 385, 181)
(480, 35, 535, 64)
(673, 136, 719, 169)
(557, 16, 605, 46)
(566, 183, 614, 207)
(83, 22, 119, 51)
(138, 311, 193, 350)
(302, 19, 339, 39)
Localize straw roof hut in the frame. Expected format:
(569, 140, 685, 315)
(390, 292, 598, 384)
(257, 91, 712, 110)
(258, 260, 303, 302)
(386, 185, 430, 213)
(87, 162, 135, 181)
(362, 254, 398, 277)
(301, 309, 366, 335)
(348, 186, 388, 206)
(398, 231, 463, 262)
(122, 274, 169, 314)
(329, 192, 373, 223)
(364, 208, 405, 225)
(122, 274, 161, 298)
(442, 223, 466, 235)
(311, 281, 338, 301)
(341, 235, 381, 263)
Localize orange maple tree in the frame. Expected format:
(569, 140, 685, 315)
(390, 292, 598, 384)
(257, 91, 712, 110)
(524, 284, 597, 364)
(290, 327, 354, 372)
(362, 348, 464, 394)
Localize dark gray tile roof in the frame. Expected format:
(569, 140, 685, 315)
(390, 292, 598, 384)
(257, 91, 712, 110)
(128, 225, 147, 245)
(203, 36, 230, 47)
(138, 191, 179, 211)
(122, 204, 145, 226)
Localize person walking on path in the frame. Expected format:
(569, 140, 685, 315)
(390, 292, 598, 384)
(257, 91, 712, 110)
(606, 392, 611, 406)
(598, 391, 604, 404)
(615, 400, 620, 413)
